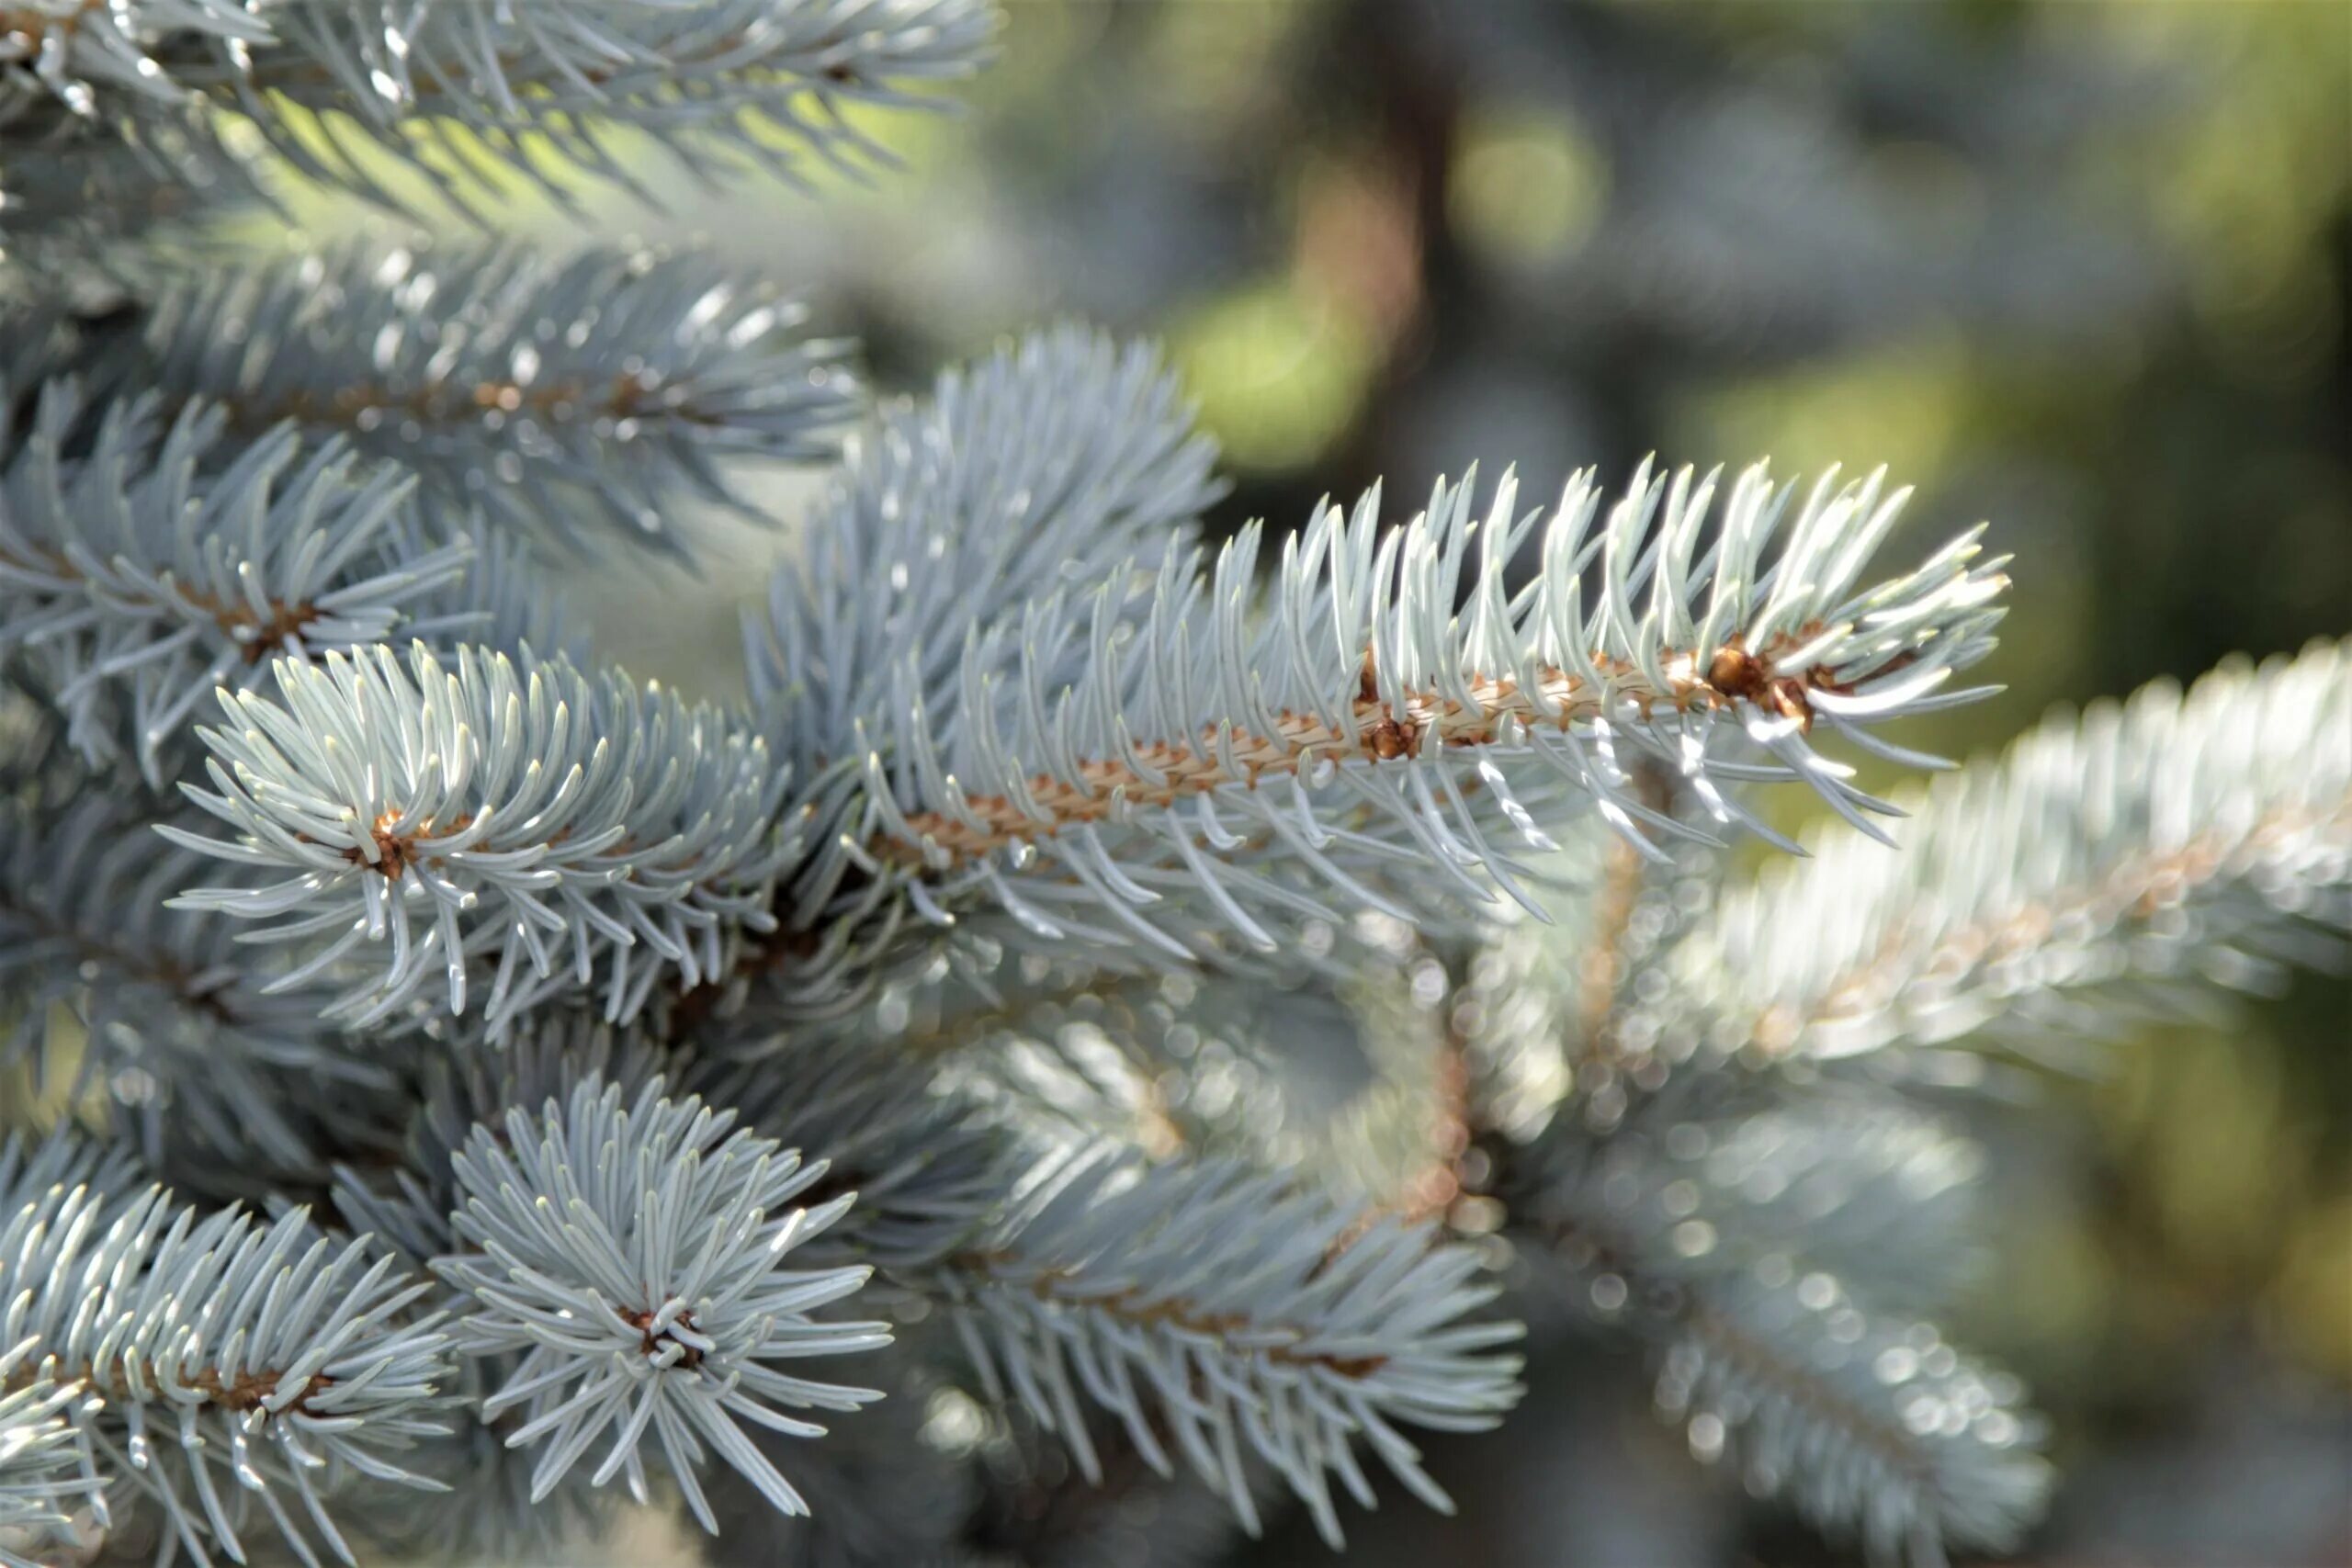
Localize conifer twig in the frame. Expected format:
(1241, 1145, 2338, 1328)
(938, 1149, 1521, 1549)
(823, 452, 2007, 975)
(7, 243, 859, 562)
(1651, 638, 2352, 1073)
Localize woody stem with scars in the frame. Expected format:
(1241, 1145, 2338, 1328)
(881, 627, 1902, 868)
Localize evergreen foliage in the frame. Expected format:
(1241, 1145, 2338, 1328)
(5, 244, 860, 558)
(0, 4, 2343, 1566)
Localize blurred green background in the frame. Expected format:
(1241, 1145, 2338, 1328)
(271, 1, 2349, 1562)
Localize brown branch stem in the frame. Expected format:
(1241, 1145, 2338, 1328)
(969, 1257, 1391, 1381)
(0, 538, 318, 664)
(198, 369, 729, 442)
(883, 630, 1861, 870)
(9, 1356, 332, 1417)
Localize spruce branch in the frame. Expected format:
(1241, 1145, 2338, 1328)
(1657, 1272, 2045, 1568)
(16, 243, 861, 560)
(1500, 1107, 2043, 1568)
(0, 378, 557, 783)
(937, 1150, 1523, 1548)
(435, 1077, 893, 1534)
(6, 6, 2335, 1554)
(227, 0, 998, 216)
(6, 2, 998, 213)
(0, 1127, 453, 1568)
(164, 640, 801, 1034)
(1652, 637, 2352, 1076)
(832, 457, 2004, 973)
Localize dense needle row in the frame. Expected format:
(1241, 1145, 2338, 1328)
(1, 6, 2346, 1568)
